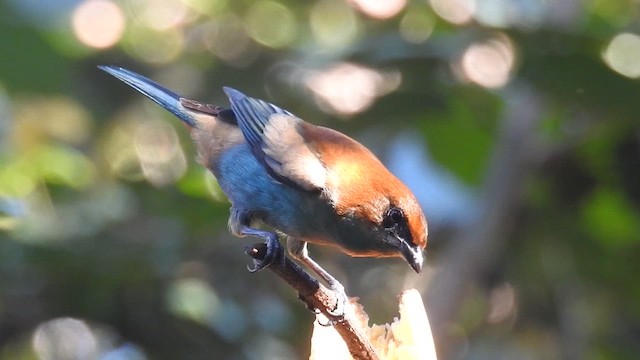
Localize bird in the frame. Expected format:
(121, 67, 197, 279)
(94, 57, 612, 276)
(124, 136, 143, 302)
(99, 65, 428, 305)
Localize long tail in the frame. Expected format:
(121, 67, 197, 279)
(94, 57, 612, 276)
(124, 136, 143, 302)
(98, 65, 197, 127)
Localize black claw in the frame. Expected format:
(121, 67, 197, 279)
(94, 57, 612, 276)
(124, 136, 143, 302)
(243, 244, 270, 272)
(325, 284, 347, 319)
(246, 263, 263, 273)
(316, 315, 338, 327)
(243, 234, 284, 272)
(313, 285, 347, 325)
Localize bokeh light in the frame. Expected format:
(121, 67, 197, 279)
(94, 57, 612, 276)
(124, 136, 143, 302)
(245, 1, 297, 49)
(128, 0, 192, 31)
(101, 120, 144, 181)
(348, 0, 407, 20)
(31, 318, 147, 360)
(399, 8, 435, 43)
(306, 63, 401, 116)
(310, 0, 360, 49)
(0, 96, 96, 198)
(125, 26, 185, 64)
(429, 0, 476, 25)
(181, 0, 228, 16)
(133, 120, 187, 187)
(472, 0, 545, 29)
(13, 96, 93, 147)
(166, 278, 220, 325)
(0, 161, 37, 197)
(33, 318, 99, 360)
(602, 32, 640, 78)
(201, 15, 255, 65)
(71, 0, 125, 49)
(456, 34, 516, 88)
(486, 283, 517, 324)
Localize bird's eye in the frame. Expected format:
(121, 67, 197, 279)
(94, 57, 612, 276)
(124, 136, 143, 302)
(386, 207, 404, 225)
(389, 207, 403, 223)
(384, 206, 412, 244)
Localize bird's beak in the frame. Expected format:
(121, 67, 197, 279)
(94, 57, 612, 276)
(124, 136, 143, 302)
(98, 65, 196, 127)
(400, 241, 424, 274)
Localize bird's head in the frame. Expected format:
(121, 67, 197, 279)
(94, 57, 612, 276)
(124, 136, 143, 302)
(378, 195, 427, 274)
(310, 127, 428, 273)
(334, 188, 427, 273)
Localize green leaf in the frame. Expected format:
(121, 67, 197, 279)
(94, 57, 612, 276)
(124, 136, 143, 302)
(581, 187, 640, 248)
(421, 94, 498, 186)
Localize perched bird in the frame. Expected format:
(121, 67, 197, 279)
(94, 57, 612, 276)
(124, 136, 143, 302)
(99, 66, 427, 298)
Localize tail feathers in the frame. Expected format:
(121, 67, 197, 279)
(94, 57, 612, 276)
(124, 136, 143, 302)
(98, 65, 197, 127)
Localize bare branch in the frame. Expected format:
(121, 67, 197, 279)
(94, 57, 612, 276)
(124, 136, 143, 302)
(246, 243, 379, 360)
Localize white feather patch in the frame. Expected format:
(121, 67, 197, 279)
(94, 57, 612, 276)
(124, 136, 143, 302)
(261, 114, 327, 191)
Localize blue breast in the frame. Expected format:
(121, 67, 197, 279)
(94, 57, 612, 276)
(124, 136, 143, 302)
(215, 145, 322, 234)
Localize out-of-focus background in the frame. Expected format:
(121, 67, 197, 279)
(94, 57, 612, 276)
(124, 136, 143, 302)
(1, 0, 639, 359)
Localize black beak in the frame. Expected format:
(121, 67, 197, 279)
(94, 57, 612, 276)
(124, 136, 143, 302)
(400, 241, 424, 274)
(98, 65, 196, 127)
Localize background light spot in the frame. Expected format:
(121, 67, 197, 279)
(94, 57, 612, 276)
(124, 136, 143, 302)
(201, 15, 254, 64)
(72, 0, 125, 49)
(306, 63, 401, 116)
(245, 1, 297, 48)
(134, 120, 187, 187)
(603, 32, 640, 78)
(126, 26, 185, 64)
(486, 283, 517, 324)
(166, 278, 219, 324)
(33, 318, 98, 360)
(348, 0, 407, 20)
(429, 0, 476, 25)
(133, 0, 191, 31)
(399, 9, 435, 43)
(310, 0, 360, 49)
(458, 35, 516, 88)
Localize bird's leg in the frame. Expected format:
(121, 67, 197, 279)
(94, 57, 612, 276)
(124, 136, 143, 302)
(229, 208, 284, 272)
(287, 237, 346, 318)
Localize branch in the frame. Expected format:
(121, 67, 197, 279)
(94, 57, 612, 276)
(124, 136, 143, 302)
(311, 289, 438, 360)
(245, 243, 379, 360)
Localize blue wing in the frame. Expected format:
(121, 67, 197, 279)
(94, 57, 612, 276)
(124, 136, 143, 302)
(224, 87, 292, 148)
(223, 87, 326, 191)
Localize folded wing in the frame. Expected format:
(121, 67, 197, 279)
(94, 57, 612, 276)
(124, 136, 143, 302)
(223, 87, 327, 192)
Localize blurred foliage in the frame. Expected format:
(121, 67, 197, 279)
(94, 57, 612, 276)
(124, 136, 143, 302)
(1, 0, 640, 359)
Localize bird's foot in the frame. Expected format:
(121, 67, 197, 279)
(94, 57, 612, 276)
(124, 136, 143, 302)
(316, 313, 338, 327)
(315, 304, 347, 327)
(241, 228, 285, 272)
(287, 239, 348, 318)
(325, 281, 347, 319)
(298, 282, 347, 326)
(313, 281, 348, 327)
